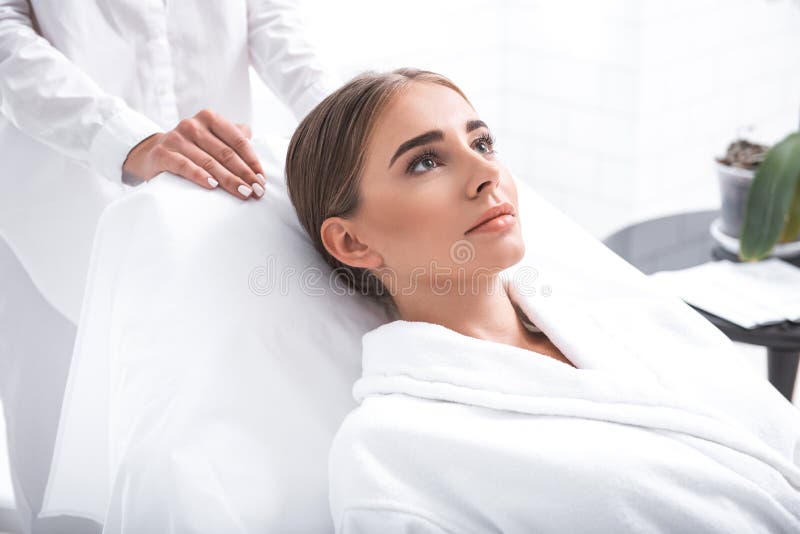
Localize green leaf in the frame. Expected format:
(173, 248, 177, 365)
(739, 132, 800, 261)
(779, 181, 800, 243)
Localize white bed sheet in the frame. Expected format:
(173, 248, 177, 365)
(41, 135, 388, 532)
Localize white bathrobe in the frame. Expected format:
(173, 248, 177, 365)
(329, 275, 800, 533)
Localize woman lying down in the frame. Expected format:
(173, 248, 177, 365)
(285, 68, 800, 533)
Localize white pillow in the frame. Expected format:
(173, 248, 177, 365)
(42, 135, 389, 532)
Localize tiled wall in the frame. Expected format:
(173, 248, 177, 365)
(250, 0, 800, 240)
(634, 0, 800, 229)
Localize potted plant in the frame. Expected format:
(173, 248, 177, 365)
(715, 133, 800, 261)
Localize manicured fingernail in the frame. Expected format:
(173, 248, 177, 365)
(238, 184, 252, 197)
(256, 173, 266, 185)
(252, 182, 265, 197)
(208, 176, 219, 188)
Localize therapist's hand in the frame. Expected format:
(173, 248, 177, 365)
(122, 109, 267, 200)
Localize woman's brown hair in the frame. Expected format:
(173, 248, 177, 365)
(285, 67, 471, 318)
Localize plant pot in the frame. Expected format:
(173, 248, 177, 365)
(715, 162, 754, 238)
(714, 162, 800, 258)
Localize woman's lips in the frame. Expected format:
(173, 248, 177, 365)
(465, 213, 516, 234)
(465, 202, 516, 234)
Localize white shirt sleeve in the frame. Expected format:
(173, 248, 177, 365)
(246, 0, 343, 121)
(0, 0, 163, 184)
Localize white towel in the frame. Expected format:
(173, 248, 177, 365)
(329, 180, 800, 533)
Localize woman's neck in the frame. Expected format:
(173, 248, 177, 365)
(393, 275, 532, 349)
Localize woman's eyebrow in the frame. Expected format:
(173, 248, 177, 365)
(389, 130, 443, 168)
(466, 119, 487, 132)
(388, 119, 489, 169)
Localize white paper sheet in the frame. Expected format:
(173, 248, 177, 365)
(649, 258, 800, 329)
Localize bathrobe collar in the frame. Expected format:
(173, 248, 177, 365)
(355, 273, 668, 407)
(356, 274, 654, 406)
(355, 313, 657, 408)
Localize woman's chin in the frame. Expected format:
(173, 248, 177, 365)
(479, 226, 524, 251)
(471, 235, 526, 272)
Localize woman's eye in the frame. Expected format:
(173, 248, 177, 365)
(475, 135, 496, 154)
(412, 157, 437, 173)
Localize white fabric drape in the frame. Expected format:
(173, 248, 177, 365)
(0, 1, 339, 530)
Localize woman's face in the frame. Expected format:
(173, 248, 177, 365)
(324, 81, 525, 294)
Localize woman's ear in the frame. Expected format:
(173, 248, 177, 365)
(320, 216, 383, 269)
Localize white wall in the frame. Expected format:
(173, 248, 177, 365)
(635, 0, 800, 226)
(250, 0, 800, 239)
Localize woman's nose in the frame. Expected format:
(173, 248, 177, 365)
(473, 176, 498, 196)
(465, 152, 501, 198)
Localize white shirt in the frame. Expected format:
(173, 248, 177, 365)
(0, 0, 339, 324)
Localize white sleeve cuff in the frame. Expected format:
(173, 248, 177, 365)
(88, 101, 164, 185)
